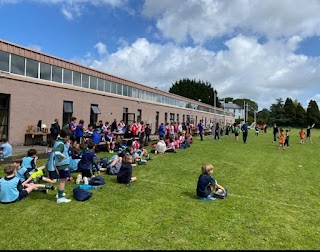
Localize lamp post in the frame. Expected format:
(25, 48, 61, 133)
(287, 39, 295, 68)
(220, 98, 226, 126)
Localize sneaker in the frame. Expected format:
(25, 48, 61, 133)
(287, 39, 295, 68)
(76, 174, 83, 184)
(55, 192, 66, 199)
(57, 197, 71, 203)
(83, 176, 89, 185)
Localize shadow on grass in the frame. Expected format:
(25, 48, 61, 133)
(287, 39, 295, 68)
(181, 191, 198, 199)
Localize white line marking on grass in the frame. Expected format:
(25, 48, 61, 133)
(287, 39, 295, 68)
(140, 179, 317, 211)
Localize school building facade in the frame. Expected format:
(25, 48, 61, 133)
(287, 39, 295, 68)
(0, 39, 234, 145)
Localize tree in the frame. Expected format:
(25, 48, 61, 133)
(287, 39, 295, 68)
(283, 98, 296, 126)
(295, 103, 306, 127)
(256, 109, 270, 125)
(169, 78, 220, 107)
(269, 98, 285, 125)
(306, 100, 320, 127)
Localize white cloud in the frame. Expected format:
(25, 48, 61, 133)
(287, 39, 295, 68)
(94, 42, 108, 55)
(142, 0, 320, 44)
(86, 35, 320, 110)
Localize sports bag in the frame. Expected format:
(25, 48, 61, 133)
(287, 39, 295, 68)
(73, 187, 92, 201)
(89, 175, 106, 185)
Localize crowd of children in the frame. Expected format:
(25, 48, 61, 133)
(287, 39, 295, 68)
(2, 116, 316, 205)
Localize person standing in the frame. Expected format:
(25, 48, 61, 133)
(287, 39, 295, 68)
(214, 123, 220, 140)
(49, 118, 61, 146)
(241, 122, 248, 144)
(197, 119, 204, 141)
(306, 124, 315, 143)
(54, 128, 73, 203)
(272, 123, 279, 143)
(234, 123, 240, 141)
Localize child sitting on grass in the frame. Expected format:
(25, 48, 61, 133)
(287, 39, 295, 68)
(117, 154, 137, 186)
(196, 163, 226, 200)
(0, 164, 39, 204)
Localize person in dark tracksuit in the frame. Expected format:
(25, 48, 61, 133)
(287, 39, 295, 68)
(241, 122, 248, 144)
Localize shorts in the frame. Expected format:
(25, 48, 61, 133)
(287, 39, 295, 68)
(82, 169, 94, 178)
(48, 170, 60, 180)
(58, 169, 70, 179)
(1, 190, 29, 204)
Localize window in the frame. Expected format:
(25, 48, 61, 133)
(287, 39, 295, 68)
(90, 104, 101, 125)
(91, 105, 101, 114)
(82, 74, 89, 88)
(170, 113, 174, 124)
(110, 82, 116, 94)
(123, 107, 128, 124)
(26, 59, 38, 78)
(63, 101, 73, 113)
(164, 113, 168, 124)
(98, 78, 105, 91)
(137, 109, 142, 122)
(73, 71, 81, 87)
(0, 51, 9, 72)
(63, 101, 73, 126)
(116, 83, 122, 95)
(0, 93, 10, 140)
(11, 54, 25, 75)
(63, 69, 72, 84)
(105, 80, 111, 93)
(90, 76, 97, 90)
(52, 66, 62, 83)
(40, 62, 51, 81)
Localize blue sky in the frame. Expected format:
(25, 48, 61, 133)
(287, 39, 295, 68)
(1, 0, 320, 111)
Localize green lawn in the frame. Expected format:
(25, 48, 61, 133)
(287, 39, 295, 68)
(0, 128, 319, 250)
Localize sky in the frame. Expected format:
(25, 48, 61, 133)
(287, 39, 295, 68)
(2, 0, 320, 111)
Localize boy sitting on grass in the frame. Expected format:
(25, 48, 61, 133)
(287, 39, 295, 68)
(0, 164, 39, 204)
(196, 163, 226, 200)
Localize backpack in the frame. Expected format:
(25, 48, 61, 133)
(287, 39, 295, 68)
(213, 188, 227, 199)
(89, 175, 105, 186)
(73, 187, 92, 201)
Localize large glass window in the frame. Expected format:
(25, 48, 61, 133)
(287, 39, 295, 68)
(82, 74, 89, 88)
(52, 66, 62, 83)
(110, 82, 117, 94)
(0, 51, 9, 72)
(123, 85, 128, 96)
(105, 80, 111, 93)
(90, 76, 97, 90)
(116, 83, 122, 95)
(26, 59, 38, 78)
(73, 71, 81, 87)
(98, 78, 104, 91)
(11, 54, 25, 75)
(40, 62, 51, 81)
(63, 69, 72, 84)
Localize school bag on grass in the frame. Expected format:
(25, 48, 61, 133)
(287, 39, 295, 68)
(89, 175, 105, 186)
(73, 187, 92, 201)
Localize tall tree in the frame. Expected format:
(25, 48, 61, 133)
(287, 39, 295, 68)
(257, 108, 270, 125)
(306, 100, 320, 127)
(295, 102, 306, 127)
(269, 98, 285, 125)
(169, 78, 220, 107)
(283, 98, 296, 126)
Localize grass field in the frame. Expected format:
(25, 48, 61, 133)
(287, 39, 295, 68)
(0, 128, 319, 250)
